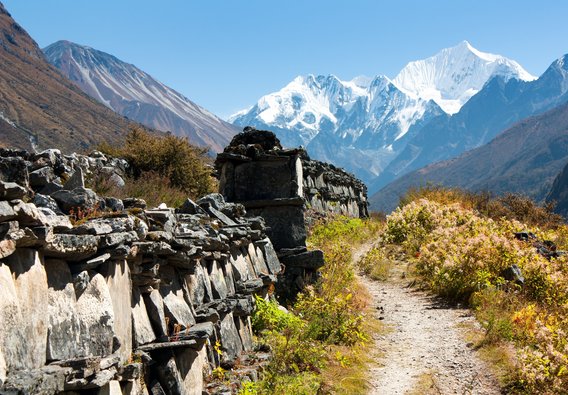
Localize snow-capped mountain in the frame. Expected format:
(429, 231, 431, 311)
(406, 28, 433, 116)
(230, 41, 534, 185)
(393, 40, 536, 114)
(44, 40, 239, 152)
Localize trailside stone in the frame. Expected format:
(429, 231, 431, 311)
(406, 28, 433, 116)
(207, 259, 228, 300)
(185, 262, 213, 305)
(76, 273, 115, 357)
(0, 200, 16, 222)
(219, 312, 243, 365)
(156, 357, 187, 395)
(100, 260, 132, 364)
(12, 200, 48, 227)
(44, 234, 99, 261)
(159, 266, 195, 331)
(143, 289, 168, 339)
(132, 287, 156, 346)
(45, 259, 83, 361)
(235, 316, 254, 351)
(177, 198, 206, 215)
(0, 239, 16, 259)
(257, 238, 282, 274)
(33, 194, 62, 214)
(29, 166, 56, 188)
(174, 347, 207, 395)
(3, 249, 49, 370)
(229, 247, 251, 282)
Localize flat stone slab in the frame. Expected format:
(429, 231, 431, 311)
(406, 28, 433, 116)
(137, 339, 197, 352)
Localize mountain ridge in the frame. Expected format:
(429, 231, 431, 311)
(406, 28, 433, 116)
(44, 40, 239, 152)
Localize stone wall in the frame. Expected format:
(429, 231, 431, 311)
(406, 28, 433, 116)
(0, 148, 282, 395)
(216, 128, 368, 299)
(302, 160, 368, 219)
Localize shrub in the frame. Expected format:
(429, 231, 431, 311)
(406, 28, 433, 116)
(383, 191, 568, 393)
(98, 127, 216, 199)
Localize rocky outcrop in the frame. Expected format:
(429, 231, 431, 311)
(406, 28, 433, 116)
(215, 127, 368, 299)
(0, 149, 282, 394)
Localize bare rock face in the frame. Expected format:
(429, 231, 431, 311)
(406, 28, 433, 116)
(131, 287, 156, 346)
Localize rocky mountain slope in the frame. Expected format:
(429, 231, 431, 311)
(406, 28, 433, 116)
(44, 41, 239, 152)
(370, 102, 568, 212)
(0, 3, 144, 152)
(230, 41, 535, 187)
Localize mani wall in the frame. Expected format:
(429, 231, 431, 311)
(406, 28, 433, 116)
(0, 148, 281, 395)
(0, 128, 369, 394)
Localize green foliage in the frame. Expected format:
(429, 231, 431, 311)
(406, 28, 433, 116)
(98, 127, 216, 200)
(250, 216, 383, 393)
(358, 247, 394, 281)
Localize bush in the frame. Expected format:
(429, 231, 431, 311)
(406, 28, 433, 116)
(383, 191, 568, 393)
(98, 127, 216, 200)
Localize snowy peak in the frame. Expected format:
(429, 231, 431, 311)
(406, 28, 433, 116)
(44, 40, 239, 152)
(393, 40, 536, 114)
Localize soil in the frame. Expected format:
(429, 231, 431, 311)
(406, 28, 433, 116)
(355, 243, 502, 395)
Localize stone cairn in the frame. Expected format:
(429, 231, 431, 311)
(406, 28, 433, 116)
(0, 148, 282, 394)
(215, 127, 368, 299)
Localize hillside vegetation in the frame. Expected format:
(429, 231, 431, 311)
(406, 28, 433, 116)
(96, 127, 216, 207)
(379, 187, 568, 393)
(244, 216, 382, 394)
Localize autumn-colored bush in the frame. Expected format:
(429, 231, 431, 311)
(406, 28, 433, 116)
(98, 127, 216, 200)
(384, 192, 568, 393)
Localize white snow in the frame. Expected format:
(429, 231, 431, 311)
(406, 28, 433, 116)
(392, 40, 536, 114)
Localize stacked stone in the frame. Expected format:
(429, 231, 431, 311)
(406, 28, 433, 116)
(216, 127, 327, 300)
(302, 159, 369, 218)
(0, 149, 283, 395)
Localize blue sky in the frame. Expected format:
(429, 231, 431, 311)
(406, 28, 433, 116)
(3, 0, 568, 119)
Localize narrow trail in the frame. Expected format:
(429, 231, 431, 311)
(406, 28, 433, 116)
(354, 243, 502, 395)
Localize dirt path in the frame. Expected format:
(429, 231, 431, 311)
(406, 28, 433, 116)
(354, 243, 501, 395)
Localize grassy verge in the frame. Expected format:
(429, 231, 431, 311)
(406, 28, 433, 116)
(245, 216, 383, 394)
(378, 186, 568, 394)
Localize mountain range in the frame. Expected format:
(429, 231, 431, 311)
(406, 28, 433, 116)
(230, 41, 537, 188)
(0, 3, 144, 152)
(44, 41, 239, 152)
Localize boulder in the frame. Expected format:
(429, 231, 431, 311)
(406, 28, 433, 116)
(0, 181, 26, 200)
(219, 312, 243, 365)
(143, 290, 168, 339)
(51, 187, 99, 213)
(63, 167, 85, 190)
(159, 266, 195, 330)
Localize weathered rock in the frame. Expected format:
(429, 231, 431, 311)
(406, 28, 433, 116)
(219, 312, 243, 365)
(104, 197, 124, 212)
(45, 259, 82, 361)
(257, 238, 282, 274)
(63, 167, 85, 190)
(51, 187, 99, 213)
(29, 166, 57, 188)
(97, 380, 122, 395)
(132, 287, 156, 346)
(70, 253, 111, 272)
(174, 348, 207, 395)
(0, 239, 16, 259)
(12, 200, 49, 227)
(76, 273, 115, 357)
(159, 266, 195, 330)
(1, 365, 68, 395)
(235, 316, 254, 351)
(156, 357, 187, 395)
(177, 198, 207, 215)
(100, 231, 139, 249)
(1, 249, 49, 370)
(44, 234, 99, 261)
(185, 262, 213, 305)
(207, 259, 229, 300)
(123, 197, 147, 209)
(100, 260, 132, 364)
(143, 290, 168, 339)
(0, 180, 27, 200)
(279, 249, 325, 269)
(0, 200, 16, 222)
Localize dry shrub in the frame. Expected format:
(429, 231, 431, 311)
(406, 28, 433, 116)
(98, 127, 216, 200)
